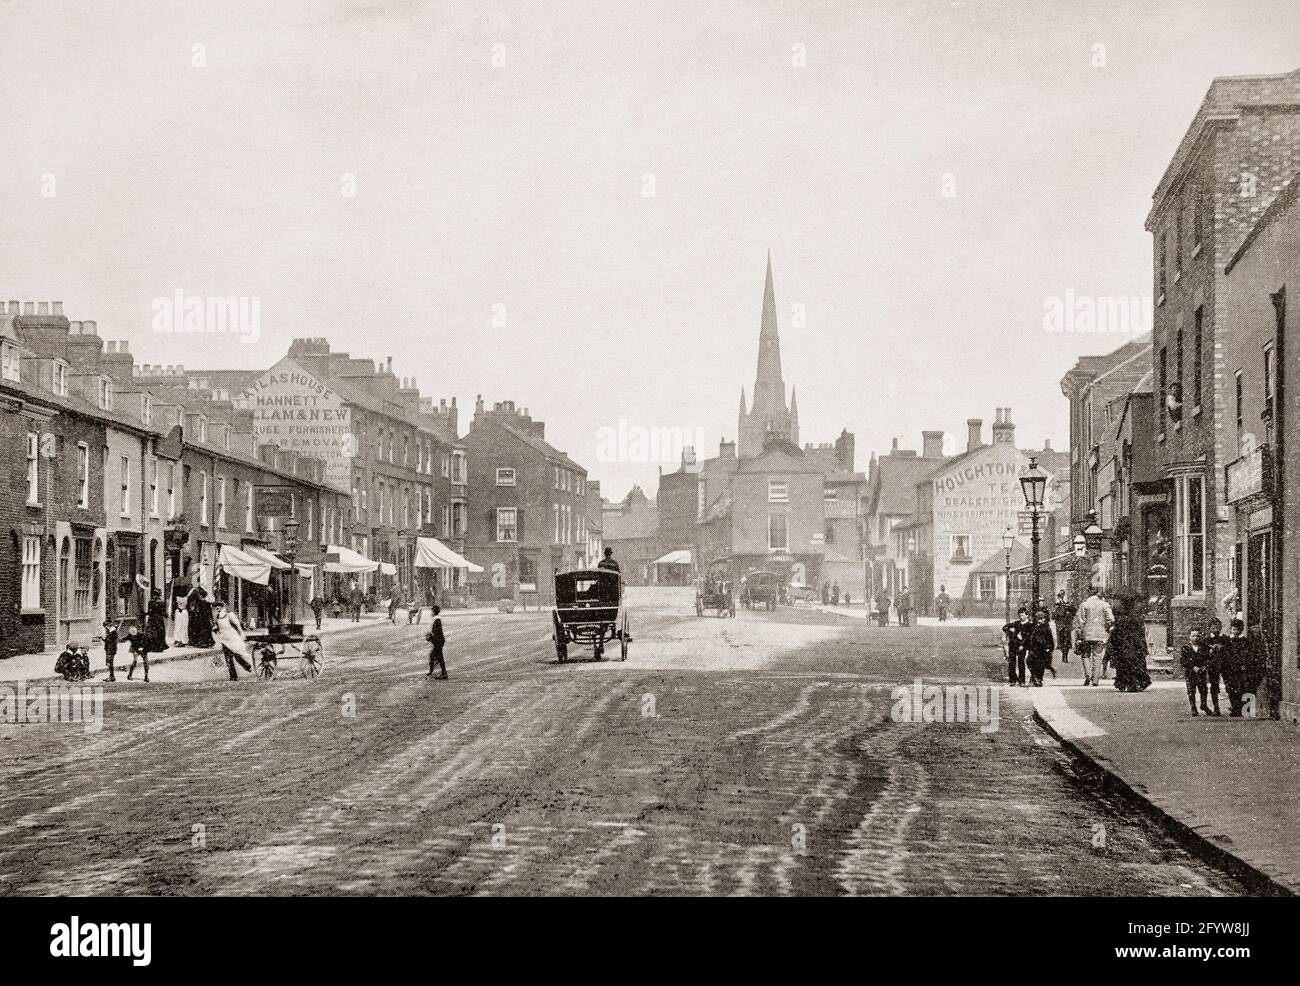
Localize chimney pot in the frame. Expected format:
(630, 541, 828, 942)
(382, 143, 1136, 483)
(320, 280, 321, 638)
(23, 302, 35, 315)
(891, 437, 899, 452)
(52, 301, 63, 316)
(966, 418, 983, 452)
(7, 300, 17, 314)
(37, 302, 48, 315)
(84, 320, 97, 335)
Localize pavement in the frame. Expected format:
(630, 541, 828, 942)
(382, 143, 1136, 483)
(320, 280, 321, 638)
(1028, 655, 1300, 894)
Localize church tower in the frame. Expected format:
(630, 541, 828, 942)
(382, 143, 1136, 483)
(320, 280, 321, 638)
(737, 251, 798, 456)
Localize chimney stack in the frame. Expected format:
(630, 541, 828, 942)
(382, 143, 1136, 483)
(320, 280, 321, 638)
(52, 301, 62, 316)
(891, 437, 899, 452)
(1043, 438, 1053, 452)
(966, 418, 983, 452)
(992, 407, 1015, 445)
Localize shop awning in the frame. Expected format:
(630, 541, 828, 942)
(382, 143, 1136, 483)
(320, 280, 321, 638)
(217, 545, 273, 586)
(244, 545, 292, 570)
(653, 549, 692, 566)
(379, 562, 398, 576)
(414, 537, 485, 573)
(295, 563, 315, 579)
(323, 544, 379, 574)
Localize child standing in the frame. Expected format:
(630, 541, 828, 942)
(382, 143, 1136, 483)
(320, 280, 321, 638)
(102, 619, 120, 682)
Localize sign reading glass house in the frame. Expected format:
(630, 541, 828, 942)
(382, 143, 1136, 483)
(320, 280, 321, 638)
(238, 357, 352, 490)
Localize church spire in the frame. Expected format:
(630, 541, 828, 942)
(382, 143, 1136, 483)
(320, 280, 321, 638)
(752, 250, 785, 418)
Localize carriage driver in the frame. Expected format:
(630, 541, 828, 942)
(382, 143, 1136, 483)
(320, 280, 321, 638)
(597, 547, 620, 573)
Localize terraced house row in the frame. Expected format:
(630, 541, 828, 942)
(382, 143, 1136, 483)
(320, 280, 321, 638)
(0, 305, 599, 659)
(1062, 65, 1300, 719)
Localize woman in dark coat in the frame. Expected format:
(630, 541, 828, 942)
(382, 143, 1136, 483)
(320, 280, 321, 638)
(187, 585, 215, 648)
(145, 588, 170, 652)
(1109, 591, 1152, 692)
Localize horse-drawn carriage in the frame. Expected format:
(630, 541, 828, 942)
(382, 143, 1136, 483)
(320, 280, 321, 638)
(695, 570, 736, 618)
(551, 569, 630, 663)
(742, 570, 780, 611)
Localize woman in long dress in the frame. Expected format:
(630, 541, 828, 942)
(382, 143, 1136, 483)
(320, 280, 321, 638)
(187, 585, 215, 648)
(145, 588, 170, 652)
(213, 600, 253, 680)
(172, 587, 190, 647)
(1110, 592, 1152, 692)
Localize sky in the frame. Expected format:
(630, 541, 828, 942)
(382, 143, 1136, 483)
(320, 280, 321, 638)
(3, 0, 1299, 501)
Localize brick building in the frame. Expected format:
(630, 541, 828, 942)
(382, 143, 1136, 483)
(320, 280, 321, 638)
(1223, 169, 1299, 719)
(601, 485, 661, 585)
(463, 398, 590, 605)
(1145, 66, 1300, 652)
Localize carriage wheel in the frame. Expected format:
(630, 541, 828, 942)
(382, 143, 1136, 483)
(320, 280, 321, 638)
(620, 613, 629, 660)
(302, 638, 323, 679)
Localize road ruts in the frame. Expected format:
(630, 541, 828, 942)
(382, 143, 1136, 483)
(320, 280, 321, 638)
(0, 598, 1251, 896)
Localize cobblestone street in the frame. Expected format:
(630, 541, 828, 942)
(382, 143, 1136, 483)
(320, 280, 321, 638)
(0, 590, 1250, 896)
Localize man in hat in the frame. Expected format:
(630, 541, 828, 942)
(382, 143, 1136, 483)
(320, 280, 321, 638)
(597, 546, 620, 573)
(426, 605, 447, 679)
(1073, 586, 1114, 686)
(1052, 589, 1075, 665)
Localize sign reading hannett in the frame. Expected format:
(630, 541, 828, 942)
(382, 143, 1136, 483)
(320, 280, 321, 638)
(237, 357, 352, 491)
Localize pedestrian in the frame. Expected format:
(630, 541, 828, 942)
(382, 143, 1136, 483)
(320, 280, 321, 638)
(145, 587, 169, 653)
(388, 585, 402, 624)
(842, 591, 850, 608)
(187, 585, 215, 648)
(426, 604, 447, 679)
(1052, 589, 1075, 664)
(935, 586, 950, 622)
(821, 582, 830, 605)
(101, 618, 120, 682)
(1222, 618, 1265, 717)
(1026, 609, 1055, 687)
(309, 594, 325, 631)
(213, 600, 254, 681)
(1203, 617, 1229, 716)
(171, 580, 191, 647)
(125, 623, 150, 683)
(1180, 627, 1211, 716)
(1109, 592, 1151, 692)
(1002, 606, 1031, 686)
(1072, 586, 1114, 686)
(597, 547, 620, 573)
(831, 582, 840, 606)
(408, 587, 423, 624)
(348, 580, 364, 622)
(875, 590, 891, 627)
(896, 588, 913, 627)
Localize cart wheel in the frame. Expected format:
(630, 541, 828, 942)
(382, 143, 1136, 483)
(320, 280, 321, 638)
(302, 638, 323, 679)
(620, 613, 629, 660)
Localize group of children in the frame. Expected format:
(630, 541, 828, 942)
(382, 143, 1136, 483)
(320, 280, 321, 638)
(53, 617, 155, 683)
(1179, 618, 1265, 717)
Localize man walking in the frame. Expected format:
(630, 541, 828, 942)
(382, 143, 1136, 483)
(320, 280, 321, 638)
(1073, 586, 1114, 687)
(935, 586, 950, 622)
(348, 579, 363, 623)
(1002, 606, 1032, 686)
(1181, 627, 1211, 716)
(1052, 589, 1075, 664)
(896, 588, 913, 627)
(426, 605, 447, 679)
(875, 590, 891, 626)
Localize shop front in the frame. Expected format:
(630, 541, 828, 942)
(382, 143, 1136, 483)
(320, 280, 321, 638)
(1225, 444, 1279, 714)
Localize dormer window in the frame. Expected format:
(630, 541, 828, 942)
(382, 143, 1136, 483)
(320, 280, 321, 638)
(98, 377, 113, 411)
(1, 341, 19, 382)
(52, 359, 68, 397)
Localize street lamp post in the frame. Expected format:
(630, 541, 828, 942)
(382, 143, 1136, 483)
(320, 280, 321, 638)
(1003, 526, 1015, 625)
(283, 517, 300, 628)
(1019, 457, 1048, 615)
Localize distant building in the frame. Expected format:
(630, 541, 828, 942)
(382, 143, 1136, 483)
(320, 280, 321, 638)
(602, 485, 660, 585)
(463, 398, 590, 605)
